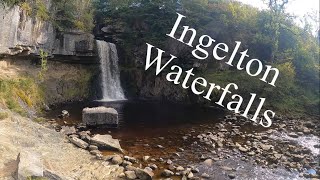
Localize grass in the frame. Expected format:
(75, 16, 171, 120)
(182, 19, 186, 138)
(0, 77, 44, 116)
(33, 117, 47, 123)
(0, 111, 9, 120)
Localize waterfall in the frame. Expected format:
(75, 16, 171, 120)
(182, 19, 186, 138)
(96, 40, 126, 101)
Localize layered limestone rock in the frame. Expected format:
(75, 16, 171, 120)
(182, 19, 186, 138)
(0, 3, 55, 56)
(0, 3, 95, 58)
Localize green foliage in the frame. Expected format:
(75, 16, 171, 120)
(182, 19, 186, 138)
(95, 0, 319, 115)
(33, 117, 47, 123)
(52, 0, 94, 32)
(0, 0, 21, 7)
(20, 2, 32, 15)
(0, 111, 9, 120)
(0, 77, 44, 116)
(0, 0, 94, 32)
(38, 49, 48, 81)
(34, 0, 49, 20)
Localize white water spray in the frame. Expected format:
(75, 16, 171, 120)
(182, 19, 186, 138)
(96, 40, 126, 101)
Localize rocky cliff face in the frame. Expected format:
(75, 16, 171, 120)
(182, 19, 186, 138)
(0, 3, 95, 59)
(0, 3, 99, 107)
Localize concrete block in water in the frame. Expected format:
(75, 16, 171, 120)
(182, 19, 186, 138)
(82, 106, 118, 127)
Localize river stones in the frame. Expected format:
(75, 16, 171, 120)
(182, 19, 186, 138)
(82, 106, 118, 127)
(288, 132, 299, 138)
(203, 159, 213, 166)
(201, 173, 210, 179)
(162, 169, 174, 177)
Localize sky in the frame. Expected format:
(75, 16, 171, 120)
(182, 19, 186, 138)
(238, 0, 319, 34)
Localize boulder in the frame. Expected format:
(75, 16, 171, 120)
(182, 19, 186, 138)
(162, 169, 174, 177)
(125, 170, 137, 179)
(135, 168, 154, 180)
(17, 151, 43, 180)
(111, 155, 123, 165)
(91, 134, 123, 152)
(82, 107, 118, 127)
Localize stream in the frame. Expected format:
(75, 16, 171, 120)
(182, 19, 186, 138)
(45, 101, 319, 179)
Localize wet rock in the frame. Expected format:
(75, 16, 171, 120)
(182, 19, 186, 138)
(191, 167, 200, 173)
(200, 155, 207, 160)
(156, 145, 164, 149)
(125, 171, 137, 179)
(176, 166, 184, 171)
(239, 146, 248, 152)
(17, 151, 43, 180)
(201, 173, 210, 179)
(111, 155, 123, 165)
(59, 110, 69, 119)
(228, 173, 236, 179)
(187, 172, 194, 178)
(135, 168, 154, 180)
(82, 107, 118, 127)
(173, 152, 180, 157)
(144, 167, 153, 173)
(124, 156, 137, 163)
(182, 136, 188, 140)
(143, 156, 150, 161)
(148, 164, 158, 170)
(69, 136, 88, 149)
(162, 169, 174, 177)
(203, 159, 213, 166)
(288, 133, 299, 138)
(91, 134, 123, 152)
(166, 159, 173, 165)
(302, 128, 311, 134)
(168, 164, 176, 171)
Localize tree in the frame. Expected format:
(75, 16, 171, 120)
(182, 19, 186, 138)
(264, 0, 289, 63)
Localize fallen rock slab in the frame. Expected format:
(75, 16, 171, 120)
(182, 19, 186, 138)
(91, 134, 123, 153)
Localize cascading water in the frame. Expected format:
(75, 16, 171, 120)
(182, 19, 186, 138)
(96, 40, 126, 101)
